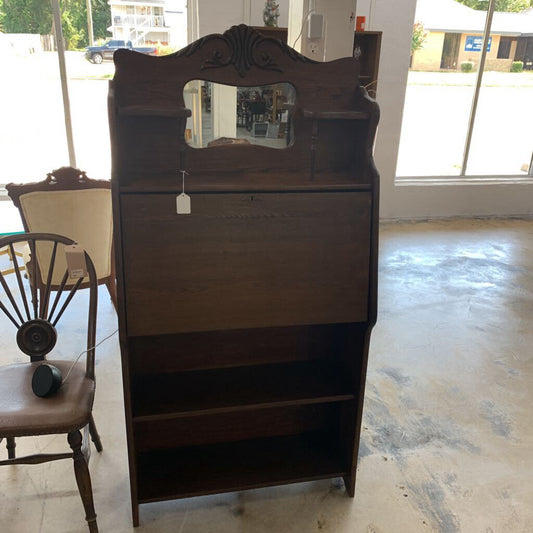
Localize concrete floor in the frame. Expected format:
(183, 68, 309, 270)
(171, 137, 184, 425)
(0, 218, 532, 532)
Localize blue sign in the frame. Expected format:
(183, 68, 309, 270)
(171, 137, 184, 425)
(465, 35, 492, 52)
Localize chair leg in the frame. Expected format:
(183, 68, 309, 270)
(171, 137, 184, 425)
(88, 414, 103, 453)
(6, 437, 16, 459)
(68, 430, 98, 533)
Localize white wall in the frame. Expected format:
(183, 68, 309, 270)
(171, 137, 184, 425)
(197, 0, 290, 36)
(288, 0, 356, 60)
(198, 0, 246, 37)
(195, 0, 353, 57)
(358, 0, 417, 218)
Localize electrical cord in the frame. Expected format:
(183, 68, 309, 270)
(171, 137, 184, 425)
(62, 328, 119, 383)
(292, 9, 315, 48)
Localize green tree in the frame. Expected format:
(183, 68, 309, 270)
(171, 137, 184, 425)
(59, 0, 111, 49)
(2, 0, 52, 34)
(60, 1, 85, 49)
(91, 0, 111, 43)
(454, 0, 533, 11)
(0, 0, 110, 50)
(0, 0, 5, 31)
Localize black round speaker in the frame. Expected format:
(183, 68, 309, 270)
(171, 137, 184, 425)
(32, 363, 63, 397)
(17, 319, 57, 357)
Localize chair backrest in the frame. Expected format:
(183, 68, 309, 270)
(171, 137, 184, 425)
(6, 167, 113, 287)
(0, 233, 98, 377)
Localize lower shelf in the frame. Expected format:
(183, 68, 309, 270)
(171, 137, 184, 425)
(136, 432, 347, 503)
(132, 360, 354, 420)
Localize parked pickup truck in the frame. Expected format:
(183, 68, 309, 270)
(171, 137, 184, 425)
(85, 40, 156, 64)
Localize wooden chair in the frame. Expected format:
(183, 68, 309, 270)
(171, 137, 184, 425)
(0, 232, 101, 533)
(6, 167, 117, 311)
(0, 242, 25, 276)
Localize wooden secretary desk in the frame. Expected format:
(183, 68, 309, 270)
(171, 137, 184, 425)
(108, 25, 380, 526)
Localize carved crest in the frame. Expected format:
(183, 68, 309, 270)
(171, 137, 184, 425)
(175, 24, 314, 77)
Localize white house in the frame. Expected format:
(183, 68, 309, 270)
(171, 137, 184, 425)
(107, 0, 187, 48)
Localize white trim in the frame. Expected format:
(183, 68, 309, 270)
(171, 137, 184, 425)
(380, 213, 533, 223)
(187, 0, 199, 43)
(396, 176, 533, 186)
(243, 0, 251, 25)
(384, 181, 533, 219)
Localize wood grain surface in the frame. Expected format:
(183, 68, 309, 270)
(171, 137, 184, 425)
(122, 192, 371, 336)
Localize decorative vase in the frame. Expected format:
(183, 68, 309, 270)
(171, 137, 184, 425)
(263, 0, 280, 28)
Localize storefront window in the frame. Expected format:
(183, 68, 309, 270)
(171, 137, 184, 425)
(0, 1, 188, 186)
(467, 33, 533, 175)
(397, 0, 533, 178)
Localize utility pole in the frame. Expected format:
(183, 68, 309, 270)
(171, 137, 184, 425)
(86, 0, 94, 46)
(51, 0, 77, 167)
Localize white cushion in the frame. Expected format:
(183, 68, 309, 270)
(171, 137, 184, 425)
(19, 189, 113, 285)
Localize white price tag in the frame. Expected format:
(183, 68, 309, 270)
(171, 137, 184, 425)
(176, 193, 191, 214)
(177, 170, 191, 214)
(65, 244, 87, 279)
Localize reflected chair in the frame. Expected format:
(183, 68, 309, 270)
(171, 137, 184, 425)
(6, 167, 117, 311)
(0, 232, 102, 533)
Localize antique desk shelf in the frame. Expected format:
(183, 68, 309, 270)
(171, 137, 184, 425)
(109, 24, 379, 526)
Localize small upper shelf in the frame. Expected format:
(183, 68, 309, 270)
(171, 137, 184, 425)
(302, 109, 370, 120)
(117, 105, 192, 118)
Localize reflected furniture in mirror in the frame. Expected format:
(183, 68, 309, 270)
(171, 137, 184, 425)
(187, 81, 296, 148)
(109, 24, 379, 526)
(0, 233, 102, 533)
(6, 167, 117, 311)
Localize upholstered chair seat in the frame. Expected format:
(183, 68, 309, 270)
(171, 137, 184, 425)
(0, 361, 94, 437)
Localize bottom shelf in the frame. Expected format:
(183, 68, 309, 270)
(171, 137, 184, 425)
(137, 432, 347, 503)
